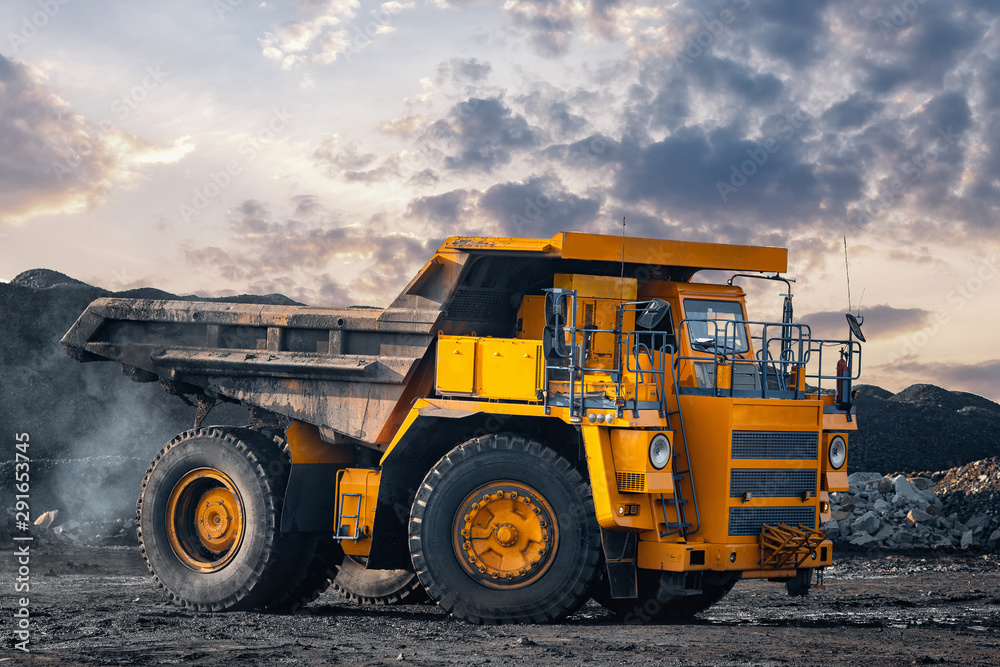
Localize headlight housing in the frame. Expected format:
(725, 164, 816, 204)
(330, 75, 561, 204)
(828, 435, 847, 470)
(649, 433, 671, 470)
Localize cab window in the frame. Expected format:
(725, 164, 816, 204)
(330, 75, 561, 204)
(683, 299, 749, 354)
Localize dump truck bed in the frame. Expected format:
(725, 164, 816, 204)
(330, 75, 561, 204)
(61, 297, 436, 445)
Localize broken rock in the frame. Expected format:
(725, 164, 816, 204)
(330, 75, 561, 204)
(34, 510, 60, 529)
(853, 511, 880, 535)
(891, 475, 925, 505)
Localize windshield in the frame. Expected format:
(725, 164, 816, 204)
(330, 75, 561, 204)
(683, 299, 749, 354)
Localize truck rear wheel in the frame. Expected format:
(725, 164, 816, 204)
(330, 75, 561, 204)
(409, 433, 602, 624)
(594, 570, 740, 622)
(331, 555, 427, 605)
(137, 427, 312, 611)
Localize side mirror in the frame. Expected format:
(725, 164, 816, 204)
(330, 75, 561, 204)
(637, 298, 670, 330)
(544, 290, 569, 328)
(846, 313, 866, 343)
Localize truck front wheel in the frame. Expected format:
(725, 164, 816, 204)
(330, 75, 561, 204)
(409, 433, 602, 624)
(137, 427, 309, 611)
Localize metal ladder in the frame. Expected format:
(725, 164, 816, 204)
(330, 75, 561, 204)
(658, 356, 700, 538)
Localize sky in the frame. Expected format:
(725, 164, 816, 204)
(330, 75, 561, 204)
(1, 0, 998, 400)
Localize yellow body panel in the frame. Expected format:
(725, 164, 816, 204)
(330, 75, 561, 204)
(436, 337, 476, 394)
(475, 338, 543, 401)
(441, 232, 787, 275)
(286, 421, 354, 464)
(637, 539, 833, 573)
(336, 468, 381, 556)
(436, 336, 543, 401)
(554, 273, 637, 300)
(609, 429, 674, 495)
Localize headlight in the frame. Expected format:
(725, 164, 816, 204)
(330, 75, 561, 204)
(649, 433, 671, 470)
(828, 435, 847, 470)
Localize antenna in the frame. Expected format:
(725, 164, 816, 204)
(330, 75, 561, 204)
(843, 236, 852, 313)
(619, 216, 626, 306)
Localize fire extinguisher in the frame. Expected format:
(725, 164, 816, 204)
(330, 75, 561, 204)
(835, 348, 848, 404)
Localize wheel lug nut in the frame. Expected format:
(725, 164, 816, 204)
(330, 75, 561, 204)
(479, 565, 486, 573)
(463, 541, 471, 549)
(491, 572, 499, 579)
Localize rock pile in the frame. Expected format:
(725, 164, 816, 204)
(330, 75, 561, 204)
(826, 467, 1000, 552)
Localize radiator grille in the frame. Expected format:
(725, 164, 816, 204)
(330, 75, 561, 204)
(732, 431, 818, 459)
(730, 469, 817, 498)
(444, 287, 514, 322)
(616, 471, 646, 493)
(728, 507, 816, 536)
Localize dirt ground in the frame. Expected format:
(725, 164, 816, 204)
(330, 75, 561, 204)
(3, 547, 1000, 666)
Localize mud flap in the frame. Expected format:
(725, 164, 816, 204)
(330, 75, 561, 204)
(281, 463, 341, 533)
(601, 529, 638, 599)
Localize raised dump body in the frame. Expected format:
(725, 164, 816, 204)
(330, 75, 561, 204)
(63, 231, 863, 624)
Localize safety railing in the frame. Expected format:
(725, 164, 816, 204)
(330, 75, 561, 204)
(671, 318, 862, 403)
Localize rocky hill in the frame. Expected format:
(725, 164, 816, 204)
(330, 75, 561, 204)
(851, 384, 1000, 473)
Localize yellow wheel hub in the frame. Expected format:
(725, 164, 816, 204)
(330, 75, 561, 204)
(453, 481, 558, 590)
(166, 468, 245, 573)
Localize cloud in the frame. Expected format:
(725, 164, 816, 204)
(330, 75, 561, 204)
(797, 304, 931, 341)
(430, 97, 542, 172)
(313, 133, 377, 174)
(184, 196, 437, 306)
(406, 189, 476, 227)
(436, 57, 492, 84)
(502, 0, 586, 56)
(259, 0, 414, 68)
(478, 175, 602, 237)
(376, 114, 429, 135)
(0, 55, 192, 225)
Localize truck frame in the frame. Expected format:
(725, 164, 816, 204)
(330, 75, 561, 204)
(62, 231, 863, 623)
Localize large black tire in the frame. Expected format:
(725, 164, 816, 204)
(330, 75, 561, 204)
(330, 555, 427, 605)
(594, 569, 740, 622)
(409, 433, 602, 624)
(137, 427, 313, 611)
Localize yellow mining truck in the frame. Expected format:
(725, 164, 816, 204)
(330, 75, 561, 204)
(62, 232, 863, 623)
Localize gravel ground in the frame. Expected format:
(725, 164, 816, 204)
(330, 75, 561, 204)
(3, 546, 999, 666)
